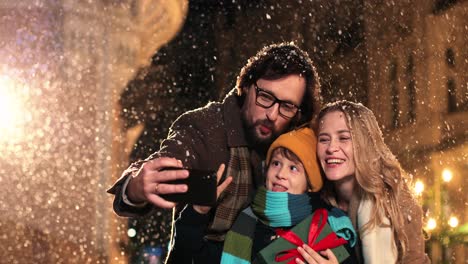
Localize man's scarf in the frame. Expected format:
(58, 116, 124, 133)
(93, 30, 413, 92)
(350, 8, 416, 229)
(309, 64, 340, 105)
(220, 187, 313, 263)
(206, 147, 252, 241)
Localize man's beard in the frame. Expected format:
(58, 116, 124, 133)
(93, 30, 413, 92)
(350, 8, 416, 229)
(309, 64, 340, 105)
(242, 116, 281, 155)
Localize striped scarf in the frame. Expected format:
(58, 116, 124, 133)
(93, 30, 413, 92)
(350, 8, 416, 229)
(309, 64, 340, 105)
(221, 187, 357, 264)
(253, 187, 313, 227)
(220, 187, 312, 263)
(206, 147, 252, 241)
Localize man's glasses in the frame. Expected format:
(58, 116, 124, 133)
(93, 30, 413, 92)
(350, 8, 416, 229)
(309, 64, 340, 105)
(254, 84, 301, 119)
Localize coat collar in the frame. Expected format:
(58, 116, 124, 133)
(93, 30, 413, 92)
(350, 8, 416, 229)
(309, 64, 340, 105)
(222, 88, 249, 147)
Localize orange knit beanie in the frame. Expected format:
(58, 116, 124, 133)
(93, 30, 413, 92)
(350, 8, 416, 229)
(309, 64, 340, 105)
(266, 127, 322, 192)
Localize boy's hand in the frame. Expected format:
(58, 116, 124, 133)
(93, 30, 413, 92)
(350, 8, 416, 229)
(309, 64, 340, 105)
(295, 245, 339, 264)
(193, 164, 232, 214)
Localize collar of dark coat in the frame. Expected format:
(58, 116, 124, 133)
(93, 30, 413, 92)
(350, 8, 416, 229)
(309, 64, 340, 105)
(349, 192, 364, 263)
(222, 88, 249, 147)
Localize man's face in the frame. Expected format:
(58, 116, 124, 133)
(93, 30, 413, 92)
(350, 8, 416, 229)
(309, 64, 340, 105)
(241, 74, 306, 151)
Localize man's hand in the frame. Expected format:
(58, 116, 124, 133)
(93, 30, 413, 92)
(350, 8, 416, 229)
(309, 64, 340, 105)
(126, 157, 189, 209)
(193, 164, 232, 214)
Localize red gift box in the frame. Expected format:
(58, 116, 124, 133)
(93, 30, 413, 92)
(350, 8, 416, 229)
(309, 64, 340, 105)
(254, 209, 351, 264)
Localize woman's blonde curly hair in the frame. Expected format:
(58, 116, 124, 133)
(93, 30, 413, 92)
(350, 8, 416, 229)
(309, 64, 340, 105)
(318, 100, 417, 262)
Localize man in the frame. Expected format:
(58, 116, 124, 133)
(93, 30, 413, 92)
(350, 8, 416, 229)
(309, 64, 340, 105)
(108, 42, 322, 262)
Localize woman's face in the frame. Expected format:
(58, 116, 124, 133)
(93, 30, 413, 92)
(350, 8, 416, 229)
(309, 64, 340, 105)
(317, 111, 355, 181)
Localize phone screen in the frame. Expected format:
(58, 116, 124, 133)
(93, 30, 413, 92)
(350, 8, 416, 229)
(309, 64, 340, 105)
(159, 168, 217, 206)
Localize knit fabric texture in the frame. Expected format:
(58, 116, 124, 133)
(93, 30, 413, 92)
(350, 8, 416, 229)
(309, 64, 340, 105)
(252, 187, 312, 227)
(265, 127, 322, 192)
(207, 147, 252, 241)
(220, 187, 356, 264)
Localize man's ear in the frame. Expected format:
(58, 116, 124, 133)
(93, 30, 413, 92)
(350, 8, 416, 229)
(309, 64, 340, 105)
(290, 111, 302, 128)
(242, 86, 249, 95)
(295, 110, 302, 123)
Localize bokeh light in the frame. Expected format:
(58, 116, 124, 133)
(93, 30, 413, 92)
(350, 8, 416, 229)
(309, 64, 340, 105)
(127, 228, 137, 238)
(0, 74, 29, 144)
(427, 218, 437, 231)
(442, 168, 453, 183)
(414, 179, 424, 196)
(448, 216, 459, 228)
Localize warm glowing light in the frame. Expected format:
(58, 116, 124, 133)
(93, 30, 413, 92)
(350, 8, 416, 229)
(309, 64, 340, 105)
(426, 218, 437, 231)
(127, 228, 136, 237)
(448, 216, 459, 228)
(414, 180, 424, 196)
(0, 74, 28, 143)
(442, 168, 453, 183)
(0, 76, 20, 123)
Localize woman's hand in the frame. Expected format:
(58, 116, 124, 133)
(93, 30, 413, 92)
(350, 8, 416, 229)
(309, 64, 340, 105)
(295, 244, 339, 264)
(193, 164, 232, 214)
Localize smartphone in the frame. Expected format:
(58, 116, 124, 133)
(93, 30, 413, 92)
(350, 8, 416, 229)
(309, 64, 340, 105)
(159, 167, 217, 206)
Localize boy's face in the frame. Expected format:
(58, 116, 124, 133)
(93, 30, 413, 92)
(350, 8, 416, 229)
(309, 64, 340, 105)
(265, 149, 308, 195)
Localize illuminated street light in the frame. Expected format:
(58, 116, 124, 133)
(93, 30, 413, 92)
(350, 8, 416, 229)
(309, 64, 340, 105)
(442, 168, 453, 183)
(0, 75, 21, 124)
(414, 180, 424, 196)
(0, 74, 28, 144)
(427, 217, 437, 231)
(448, 216, 459, 228)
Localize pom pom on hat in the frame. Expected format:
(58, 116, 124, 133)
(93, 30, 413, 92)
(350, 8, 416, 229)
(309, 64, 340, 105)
(266, 127, 322, 192)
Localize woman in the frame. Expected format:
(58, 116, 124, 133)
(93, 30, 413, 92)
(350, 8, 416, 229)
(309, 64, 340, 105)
(298, 101, 430, 263)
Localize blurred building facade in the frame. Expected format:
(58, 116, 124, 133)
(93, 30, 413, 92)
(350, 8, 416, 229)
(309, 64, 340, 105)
(365, 1, 467, 262)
